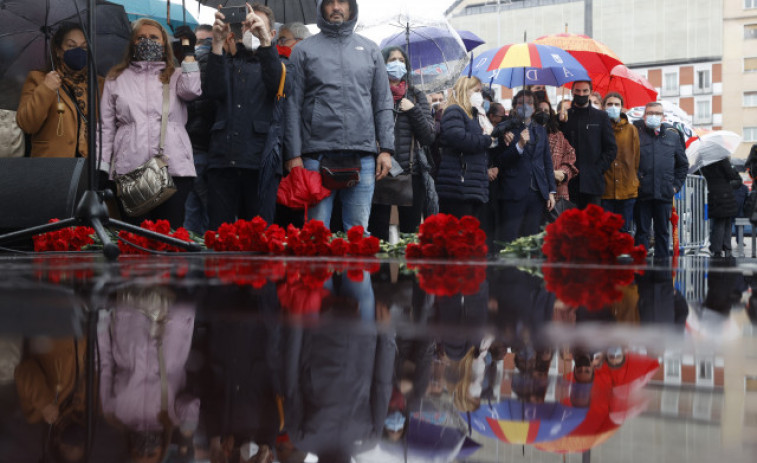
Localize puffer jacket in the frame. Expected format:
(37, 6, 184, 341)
(633, 121, 689, 201)
(436, 105, 491, 203)
(99, 61, 201, 178)
(393, 85, 435, 173)
(603, 114, 640, 200)
(700, 158, 742, 218)
(284, 0, 394, 159)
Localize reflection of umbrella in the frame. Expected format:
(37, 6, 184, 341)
(0, 0, 88, 110)
(685, 131, 743, 174)
(472, 399, 588, 444)
(108, 0, 199, 31)
(198, 0, 319, 24)
(534, 33, 623, 78)
(605, 352, 660, 398)
(463, 44, 590, 89)
(276, 166, 331, 219)
(594, 64, 658, 108)
(457, 30, 485, 52)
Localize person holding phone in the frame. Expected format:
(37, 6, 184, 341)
(204, 2, 285, 228)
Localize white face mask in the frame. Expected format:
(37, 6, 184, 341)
(243, 31, 260, 51)
(469, 91, 484, 109)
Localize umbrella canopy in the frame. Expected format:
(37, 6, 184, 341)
(686, 130, 743, 174)
(534, 33, 623, 78)
(276, 166, 331, 217)
(463, 44, 590, 89)
(456, 30, 485, 52)
(356, 0, 468, 93)
(595, 64, 658, 108)
(108, 0, 199, 31)
(472, 399, 588, 444)
(0, 0, 131, 111)
(197, 0, 319, 24)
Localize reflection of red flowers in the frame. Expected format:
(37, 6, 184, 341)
(33, 219, 95, 252)
(543, 265, 636, 311)
(405, 214, 487, 259)
(204, 257, 287, 288)
(409, 263, 487, 296)
(204, 217, 380, 257)
(33, 256, 95, 283)
(543, 205, 646, 264)
(118, 220, 193, 254)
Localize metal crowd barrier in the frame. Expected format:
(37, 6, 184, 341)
(673, 174, 709, 253)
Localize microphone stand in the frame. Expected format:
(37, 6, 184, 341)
(0, 0, 201, 261)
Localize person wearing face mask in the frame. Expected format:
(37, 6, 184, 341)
(368, 47, 435, 241)
(99, 18, 201, 229)
(202, 3, 285, 228)
(632, 102, 689, 259)
(436, 76, 494, 219)
(534, 100, 577, 204)
(16, 23, 104, 158)
(559, 80, 617, 210)
(526, 84, 549, 104)
(490, 90, 557, 243)
(601, 92, 640, 234)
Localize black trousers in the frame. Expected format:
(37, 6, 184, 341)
(495, 190, 545, 243)
(368, 174, 425, 241)
(206, 168, 260, 230)
(568, 176, 602, 209)
(710, 217, 733, 255)
(118, 176, 193, 230)
(438, 198, 484, 221)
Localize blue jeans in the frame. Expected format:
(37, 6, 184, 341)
(303, 153, 375, 231)
(602, 198, 636, 235)
(184, 151, 209, 234)
(634, 199, 672, 258)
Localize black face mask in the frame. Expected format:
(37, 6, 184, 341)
(533, 111, 550, 126)
(533, 90, 547, 102)
(573, 94, 590, 107)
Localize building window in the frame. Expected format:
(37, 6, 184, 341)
(695, 99, 712, 124)
(745, 127, 757, 142)
(746, 24, 757, 39)
(695, 69, 711, 94)
(746, 91, 757, 106)
(747, 0, 757, 9)
(746, 57, 757, 72)
(697, 359, 714, 386)
(663, 71, 679, 96)
(664, 357, 682, 384)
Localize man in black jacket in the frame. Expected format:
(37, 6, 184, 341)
(633, 102, 689, 259)
(560, 81, 617, 209)
(205, 3, 284, 229)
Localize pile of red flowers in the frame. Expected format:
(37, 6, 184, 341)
(118, 220, 193, 254)
(542, 205, 646, 264)
(542, 265, 636, 311)
(33, 219, 94, 252)
(409, 263, 488, 296)
(204, 218, 380, 257)
(405, 214, 487, 259)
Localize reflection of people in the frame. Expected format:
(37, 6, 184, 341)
(98, 297, 198, 463)
(16, 23, 103, 158)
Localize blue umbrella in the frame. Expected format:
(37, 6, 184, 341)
(462, 44, 590, 89)
(457, 30, 485, 52)
(379, 26, 467, 74)
(108, 0, 199, 32)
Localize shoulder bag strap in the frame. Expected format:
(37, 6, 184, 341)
(158, 83, 170, 156)
(409, 135, 415, 171)
(277, 61, 287, 101)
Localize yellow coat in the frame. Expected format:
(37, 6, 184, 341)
(16, 70, 103, 158)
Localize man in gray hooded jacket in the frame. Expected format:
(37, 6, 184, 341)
(284, 0, 395, 231)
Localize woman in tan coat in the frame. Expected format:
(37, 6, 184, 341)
(601, 92, 640, 234)
(16, 23, 103, 158)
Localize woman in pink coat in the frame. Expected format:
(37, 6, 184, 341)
(100, 18, 201, 228)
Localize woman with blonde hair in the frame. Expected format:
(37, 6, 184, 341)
(436, 76, 495, 218)
(99, 18, 201, 228)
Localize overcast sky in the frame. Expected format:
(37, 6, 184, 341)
(194, 0, 458, 26)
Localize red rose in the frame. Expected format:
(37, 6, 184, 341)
(357, 236, 380, 256)
(330, 238, 349, 256)
(406, 243, 423, 258)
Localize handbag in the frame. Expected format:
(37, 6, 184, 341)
(319, 153, 361, 190)
(544, 197, 576, 223)
(373, 137, 414, 206)
(114, 83, 177, 217)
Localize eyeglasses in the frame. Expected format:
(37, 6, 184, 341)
(277, 37, 297, 46)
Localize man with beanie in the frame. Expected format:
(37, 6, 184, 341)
(284, 0, 395, 231)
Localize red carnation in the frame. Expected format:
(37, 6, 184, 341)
(347, 225, 365, 243)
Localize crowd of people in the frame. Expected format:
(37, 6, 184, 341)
(12, 0, 754, 258)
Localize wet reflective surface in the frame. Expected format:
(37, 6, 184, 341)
(1, 254, 756, 462)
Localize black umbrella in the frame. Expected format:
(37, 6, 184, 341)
(0, 0, 130, 110)
(197, 0, 319, 25)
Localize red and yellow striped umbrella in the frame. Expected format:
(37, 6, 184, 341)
(534, 33, 622, 76)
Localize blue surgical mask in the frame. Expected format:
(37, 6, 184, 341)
(386, 60, 407, 80)
(517, 104, 535, 120)
(384, 411, 406, 432)
(482, 100, 491, 113)
(645, 115, 662, 129)
(605, 106, 621, 120)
